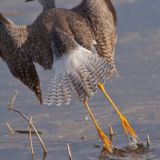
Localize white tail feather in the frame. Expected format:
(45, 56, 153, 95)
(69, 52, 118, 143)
(44, 45, 115, 105)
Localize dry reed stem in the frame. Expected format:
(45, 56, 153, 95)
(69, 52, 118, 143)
(146, 134, 150, 147)
(108, 124, 114, 142)
(67, 143, 72, 160)
(8, 91, 18, 109)
(6, 122, 15, 135)
(29, 116, 34, 155)
(8, 92, 47, 154)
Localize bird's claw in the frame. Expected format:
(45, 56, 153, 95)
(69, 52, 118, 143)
(98, 129, 113, 153)
(119, 113, 142, 149)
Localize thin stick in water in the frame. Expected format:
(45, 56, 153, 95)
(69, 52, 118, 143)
(6, 122, 15, 135)
(29, 116, 34, 155)
(108, 123, 114, 142)
(146, 134, 150, 147)
(8, 92, 47, 154)
(8, 91, 18, 109)
(67, 143, 72, 160)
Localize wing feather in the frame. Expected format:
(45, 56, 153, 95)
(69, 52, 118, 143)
(5, 50, 42, 103)
(0, 12, 53, 102)
(72, 0, 117, 65)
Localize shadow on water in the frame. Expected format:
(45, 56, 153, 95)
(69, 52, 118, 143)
(1, 0, 160, 159)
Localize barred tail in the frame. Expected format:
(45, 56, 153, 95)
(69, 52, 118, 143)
(44, 45, 115, 106)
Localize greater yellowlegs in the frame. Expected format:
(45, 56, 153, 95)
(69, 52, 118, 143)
(0, 0, 139, 152)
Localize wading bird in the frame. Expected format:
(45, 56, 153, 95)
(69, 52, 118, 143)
(0, 0, 140, 152)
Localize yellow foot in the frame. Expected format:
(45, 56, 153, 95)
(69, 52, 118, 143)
(98, 129, 113, 153)
(119, 114, 139, 145)
(83, 101, 113, 153)
(98, 83, 140, 145)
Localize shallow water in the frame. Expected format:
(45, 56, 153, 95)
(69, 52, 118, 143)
(0, 0, 160, 159)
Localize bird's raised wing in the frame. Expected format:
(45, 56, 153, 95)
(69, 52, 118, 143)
(0, 12, 53, 68)
(0, 12, 53, 103)
(72, 0, 117, 65)
(6, 50, 42, 103)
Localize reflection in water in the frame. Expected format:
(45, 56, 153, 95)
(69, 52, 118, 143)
(32, 153, 47, 160)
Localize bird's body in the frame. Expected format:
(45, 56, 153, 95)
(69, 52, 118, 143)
(0, 0, 117, 105)
(0, 0, 140, 152)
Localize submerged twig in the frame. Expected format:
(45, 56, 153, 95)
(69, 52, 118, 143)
(42, 153, 47, 160)
(8, 92, 47, 154)
(14, 130, 42, 135)
(6, 122, 15, 135)
(67, 143, 73, 160)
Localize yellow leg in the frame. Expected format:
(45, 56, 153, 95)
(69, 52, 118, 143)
(83, 101, 113, 153)
(98, 83, 139, 144)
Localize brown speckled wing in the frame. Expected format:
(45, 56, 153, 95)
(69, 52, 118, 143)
(27, 13, 53, 70)
(72, 0, 117, 65)
(5, 50, 42, 103)
(0, 11, 55, 103)
(0, 14, 43, 103)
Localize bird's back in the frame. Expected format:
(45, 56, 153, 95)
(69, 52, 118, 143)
(31, 8, 94, 52)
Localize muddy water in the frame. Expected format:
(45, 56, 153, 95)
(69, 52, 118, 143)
(0, 0, 160, 159)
